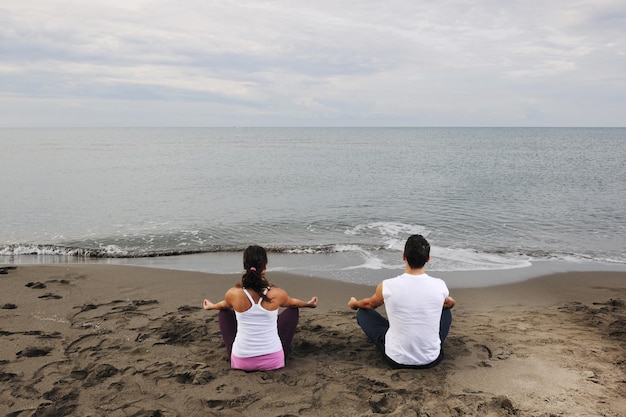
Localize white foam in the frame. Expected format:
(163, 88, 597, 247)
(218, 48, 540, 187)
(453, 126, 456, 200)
(331, 244, 365, 253)
(345, 222, 428, 239)
(0, 244, 65, 255)
(341, 253, 387, 271)
(429, 246, 532, 271)
(99, 244, 128, 255)
(335, 244, 532, 273)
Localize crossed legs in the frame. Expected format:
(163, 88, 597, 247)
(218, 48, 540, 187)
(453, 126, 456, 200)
(218, 308, 300, 357)
(356, 308, 452, 368)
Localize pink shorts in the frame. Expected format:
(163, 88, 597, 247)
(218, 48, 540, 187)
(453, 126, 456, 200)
(231, 350, 284, 371)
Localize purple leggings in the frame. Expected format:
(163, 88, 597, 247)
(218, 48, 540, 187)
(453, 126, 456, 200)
(218, 308, 300, 357)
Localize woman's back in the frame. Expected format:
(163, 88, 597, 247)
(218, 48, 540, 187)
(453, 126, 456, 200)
(232, 288, 283, 358)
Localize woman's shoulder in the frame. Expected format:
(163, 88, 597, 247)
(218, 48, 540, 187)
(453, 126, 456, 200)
(268, 286, 287, 296)
(225, 286, 245, 300)
(267, 286, 289, 303)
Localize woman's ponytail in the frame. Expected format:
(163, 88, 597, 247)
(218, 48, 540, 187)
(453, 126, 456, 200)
(241, 245, 272, 301)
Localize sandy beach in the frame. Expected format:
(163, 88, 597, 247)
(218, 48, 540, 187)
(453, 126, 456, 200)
(1, 264, 624, 416)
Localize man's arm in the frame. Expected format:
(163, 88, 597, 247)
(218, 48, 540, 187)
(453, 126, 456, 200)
(348, 283, 384, 310)
(443, 296, 456, 309)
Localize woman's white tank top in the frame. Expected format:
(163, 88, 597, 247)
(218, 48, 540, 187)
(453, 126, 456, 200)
(231, 288, 283, 358)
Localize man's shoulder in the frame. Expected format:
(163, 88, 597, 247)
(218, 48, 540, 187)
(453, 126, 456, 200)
(423, 272, 444, 281)
(383, 273, 407, 283)
(382, 273, 414, 289)
(386, 272, 448, 288)
(423, 274, 450, 293)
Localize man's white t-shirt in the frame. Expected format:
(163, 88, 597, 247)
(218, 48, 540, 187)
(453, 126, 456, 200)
(382, 273, 449, 365)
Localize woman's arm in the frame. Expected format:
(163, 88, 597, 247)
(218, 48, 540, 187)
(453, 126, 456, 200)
(283, 296, 318, 308)
(278, 288, 318, 308)
(202, 288, 236, 310)
(443, 296, 456, 309)
(202, 299, 232, 310)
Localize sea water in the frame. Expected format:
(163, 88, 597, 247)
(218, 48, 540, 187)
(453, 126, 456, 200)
(1, 127, 625, 286)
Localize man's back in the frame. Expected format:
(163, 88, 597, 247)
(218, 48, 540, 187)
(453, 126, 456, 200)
(348, 234, 455, 368)
(383, 272, 449, 365)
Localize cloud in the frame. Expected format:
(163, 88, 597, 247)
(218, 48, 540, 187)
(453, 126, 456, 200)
(0, 0, 624, 126)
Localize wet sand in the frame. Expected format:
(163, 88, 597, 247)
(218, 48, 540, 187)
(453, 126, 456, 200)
(1, 265, 625, 416)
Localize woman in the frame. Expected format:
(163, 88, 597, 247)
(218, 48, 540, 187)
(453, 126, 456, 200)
(203, 245, 318, 371)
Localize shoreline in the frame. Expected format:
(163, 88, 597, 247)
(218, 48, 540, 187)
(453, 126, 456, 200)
(1, 264, 625, 416)
(3, 253, 626, 288)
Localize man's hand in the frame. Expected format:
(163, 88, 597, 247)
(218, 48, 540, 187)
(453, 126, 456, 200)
(443, 296, 456, 309)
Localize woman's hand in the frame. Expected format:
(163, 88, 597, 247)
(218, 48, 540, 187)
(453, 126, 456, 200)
(307, 296, 319, 308)
(203, 289, 235, 311)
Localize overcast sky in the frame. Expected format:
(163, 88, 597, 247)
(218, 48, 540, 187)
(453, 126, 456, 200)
(1, 1, 625, 127)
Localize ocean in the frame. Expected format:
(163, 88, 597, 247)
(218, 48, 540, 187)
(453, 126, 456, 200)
(1, 127, 625, 287)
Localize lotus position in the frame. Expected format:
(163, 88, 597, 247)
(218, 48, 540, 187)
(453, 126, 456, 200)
(348, 234, 455, 368)
(203, 245, 318, 371)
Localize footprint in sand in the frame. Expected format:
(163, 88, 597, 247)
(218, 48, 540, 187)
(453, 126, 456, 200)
(38, 293, 63, 299)
(16, 346, 53, 358)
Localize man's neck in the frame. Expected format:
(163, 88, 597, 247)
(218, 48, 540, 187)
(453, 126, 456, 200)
(405, 265, 426, 275)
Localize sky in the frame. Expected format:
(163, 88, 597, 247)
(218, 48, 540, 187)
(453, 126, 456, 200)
(1, 0, 625, 127)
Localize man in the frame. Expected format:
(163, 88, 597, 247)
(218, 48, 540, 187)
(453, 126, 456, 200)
(348, 234, 455, 368)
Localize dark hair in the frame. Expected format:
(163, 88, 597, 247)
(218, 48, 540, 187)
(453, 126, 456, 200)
(404, 234, 430, 269)
(240, 245, 272, 302)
